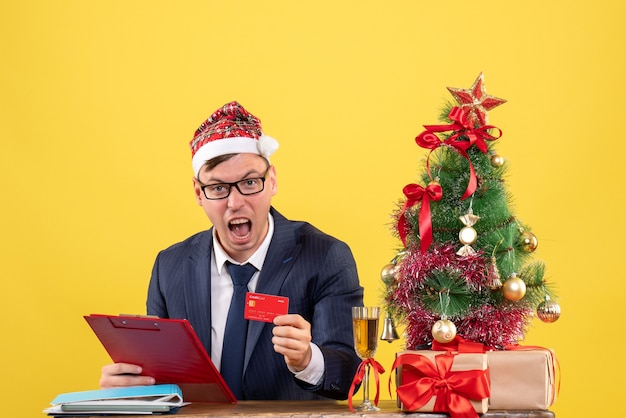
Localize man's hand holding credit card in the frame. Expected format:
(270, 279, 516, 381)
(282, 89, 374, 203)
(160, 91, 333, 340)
(244, 292, 289, 322)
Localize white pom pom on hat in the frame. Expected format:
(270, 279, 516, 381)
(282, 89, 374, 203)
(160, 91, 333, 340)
(190, 101, 279, 177)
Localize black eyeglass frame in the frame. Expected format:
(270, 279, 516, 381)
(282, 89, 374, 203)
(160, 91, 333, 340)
(198, 167, 270, 200)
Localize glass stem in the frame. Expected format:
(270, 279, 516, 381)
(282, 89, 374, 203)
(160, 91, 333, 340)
(363, 363, 371, 405)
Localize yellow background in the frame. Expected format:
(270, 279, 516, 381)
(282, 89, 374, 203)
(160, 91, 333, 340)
(1, 1, 623, 416)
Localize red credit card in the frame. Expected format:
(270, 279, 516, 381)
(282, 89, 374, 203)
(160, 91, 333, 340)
(244, 292, 289, 323)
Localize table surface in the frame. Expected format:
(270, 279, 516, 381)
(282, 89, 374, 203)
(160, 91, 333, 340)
(141, 400, 555, 418)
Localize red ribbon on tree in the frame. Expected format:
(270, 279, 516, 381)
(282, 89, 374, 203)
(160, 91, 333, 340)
(348, 358, 385, 412)
(415, 107, 502, 200)
(397, 181, 443, 253)
(390, 352, 490, 418)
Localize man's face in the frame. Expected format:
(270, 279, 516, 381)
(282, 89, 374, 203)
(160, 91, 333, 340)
(193, 153, 277, 263)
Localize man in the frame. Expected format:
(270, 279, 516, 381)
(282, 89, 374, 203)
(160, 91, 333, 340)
(100, 101, 364, 400)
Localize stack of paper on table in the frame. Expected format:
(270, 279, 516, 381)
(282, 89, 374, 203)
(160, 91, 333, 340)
(44, 384, 186, 415)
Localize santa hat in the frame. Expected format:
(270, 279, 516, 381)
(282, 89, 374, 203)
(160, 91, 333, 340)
(190, 101, 279, 177)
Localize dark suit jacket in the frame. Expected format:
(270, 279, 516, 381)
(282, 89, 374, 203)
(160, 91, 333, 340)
(146, 207, 363, 400)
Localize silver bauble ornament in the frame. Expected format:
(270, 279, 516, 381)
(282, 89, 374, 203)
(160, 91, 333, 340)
(380, 263, 398, 281)
(537, 299, 561, 323)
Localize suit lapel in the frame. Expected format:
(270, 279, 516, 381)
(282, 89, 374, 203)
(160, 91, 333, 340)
(183, 231, 213, 354)
(244, 209, 301, 371)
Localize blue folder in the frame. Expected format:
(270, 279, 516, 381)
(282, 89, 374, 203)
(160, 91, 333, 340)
(45, 384, 184, 415)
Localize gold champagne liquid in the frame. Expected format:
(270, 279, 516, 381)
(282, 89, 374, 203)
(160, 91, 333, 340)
(353, 318, 379, 359)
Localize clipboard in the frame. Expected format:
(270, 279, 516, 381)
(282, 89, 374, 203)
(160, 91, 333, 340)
(84, 314, 237, 404)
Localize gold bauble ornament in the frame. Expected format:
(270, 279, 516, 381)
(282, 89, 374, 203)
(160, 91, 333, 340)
(502, 274, 526, 301)
(490, 154, 505, 167)
(519, 230, 538, 253)
(380, 263, 398, 281)
(431, 318, 457, 343)
(537, 299, 561, 323)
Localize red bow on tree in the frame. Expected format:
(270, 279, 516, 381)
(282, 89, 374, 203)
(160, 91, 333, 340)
(415, 107, 502, 199)
(397, 181, 443, 254)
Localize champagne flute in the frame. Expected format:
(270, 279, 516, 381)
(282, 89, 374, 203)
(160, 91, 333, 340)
(352, 306, 380, 412)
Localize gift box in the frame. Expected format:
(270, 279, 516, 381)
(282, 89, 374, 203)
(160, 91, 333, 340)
(487, 348, 557, 410)
(393, 350, 489, 417)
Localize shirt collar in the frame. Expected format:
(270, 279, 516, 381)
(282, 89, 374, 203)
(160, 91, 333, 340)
(213, 212, 274, 274)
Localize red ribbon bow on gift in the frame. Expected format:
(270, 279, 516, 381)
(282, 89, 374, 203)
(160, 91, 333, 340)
(397, 181, 443, 253)
(390, 352, 490, 418)
(432, 335, 489, 353)
(415, 107, 502, 200)
(348, 358, 385, 412)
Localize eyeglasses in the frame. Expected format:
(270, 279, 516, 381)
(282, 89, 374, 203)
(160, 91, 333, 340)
(199, 168, 270, 200)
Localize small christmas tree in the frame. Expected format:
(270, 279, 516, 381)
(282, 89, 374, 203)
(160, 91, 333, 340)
(382, 73, 561, 350)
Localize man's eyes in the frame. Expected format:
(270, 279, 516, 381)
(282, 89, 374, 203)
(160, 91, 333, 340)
(208, 184, 227, 192)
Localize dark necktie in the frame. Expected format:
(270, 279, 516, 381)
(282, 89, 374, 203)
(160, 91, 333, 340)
(221, 262, 256, 399)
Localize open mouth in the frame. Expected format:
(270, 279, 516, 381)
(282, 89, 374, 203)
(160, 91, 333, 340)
(229, 218, 251, 239)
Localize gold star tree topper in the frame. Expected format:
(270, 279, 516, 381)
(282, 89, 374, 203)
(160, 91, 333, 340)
(447, 72, 506, 126)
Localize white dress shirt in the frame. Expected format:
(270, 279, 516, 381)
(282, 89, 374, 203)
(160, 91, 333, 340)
(210, 214, 324, 386)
